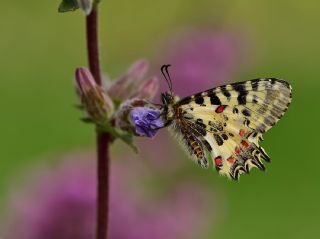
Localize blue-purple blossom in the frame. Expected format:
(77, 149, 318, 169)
(130, 107, 164, 138)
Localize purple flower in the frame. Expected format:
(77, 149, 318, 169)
(4, 153, 215, 239)
(156, 28, 247, 98)
(130, 107, 164, 138)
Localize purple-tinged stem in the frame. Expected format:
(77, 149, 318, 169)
(86, 8, 102, 84)
(95, 132, 110, 239)
(86, 7, 110, 239)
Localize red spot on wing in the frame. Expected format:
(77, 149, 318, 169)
(239, 129, 245, 137)
(214, 156, 222, 167)
(235, 147, 241, 155)
(227, 156, 235, 164)
(215, 105, 226, 113)
(241, 140, 249, 148)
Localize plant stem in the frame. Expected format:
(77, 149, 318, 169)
(95, 132, 110, 239)
(86, 7, 110, 239)
(86, 8, 102, 85)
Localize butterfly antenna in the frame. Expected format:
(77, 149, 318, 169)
(161, 64, 173, 94)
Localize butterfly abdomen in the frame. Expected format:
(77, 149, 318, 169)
(168, 115, 208, 168)
(184, 130, 204, 163)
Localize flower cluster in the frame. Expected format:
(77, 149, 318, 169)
(75, 60, 163, 140)
(75, 28, 248, 144)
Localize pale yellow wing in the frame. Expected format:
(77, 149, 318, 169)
(176, 78, 292, 180)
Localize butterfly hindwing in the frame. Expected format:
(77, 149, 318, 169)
(174, 78, 292, 180)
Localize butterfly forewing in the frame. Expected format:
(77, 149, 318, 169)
(172, 78, 292, 180)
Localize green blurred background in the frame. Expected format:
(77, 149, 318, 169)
(0, 1, 319, 238)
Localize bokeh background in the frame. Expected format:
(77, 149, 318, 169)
(0, 0, 319, 238)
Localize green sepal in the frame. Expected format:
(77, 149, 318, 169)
(112, 99, 122, 111)
(98, 122, 138, 153)
(80, 117, 93, 123)
(58, 0, 79, 13)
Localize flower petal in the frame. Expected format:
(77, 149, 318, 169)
(130, 107, 164, 138)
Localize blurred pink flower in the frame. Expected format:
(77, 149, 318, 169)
(156, 28, 248, 98)
(5, 153, 216, 239)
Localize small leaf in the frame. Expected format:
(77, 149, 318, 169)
(58, 0, 79, 13)
(99, 122, 138, 153)
(115, 131, 138, 153)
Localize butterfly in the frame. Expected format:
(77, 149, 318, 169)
(159, 65, 292, 180)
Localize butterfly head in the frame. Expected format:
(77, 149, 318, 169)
(161, 91, 175, 106)
(160, 64, 179, 105)
(159, 64, 179, 124)
(160, 91, 177, 126)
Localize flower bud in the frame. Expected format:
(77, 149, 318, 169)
(116, 99, 163, 137)
(108, 59, 150, 101)
(75, 67, 114, 125)
(127, 59, 149, 79)
(132, 76, 159, 101)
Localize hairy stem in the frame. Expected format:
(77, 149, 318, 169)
(86, 7, 110, 239)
